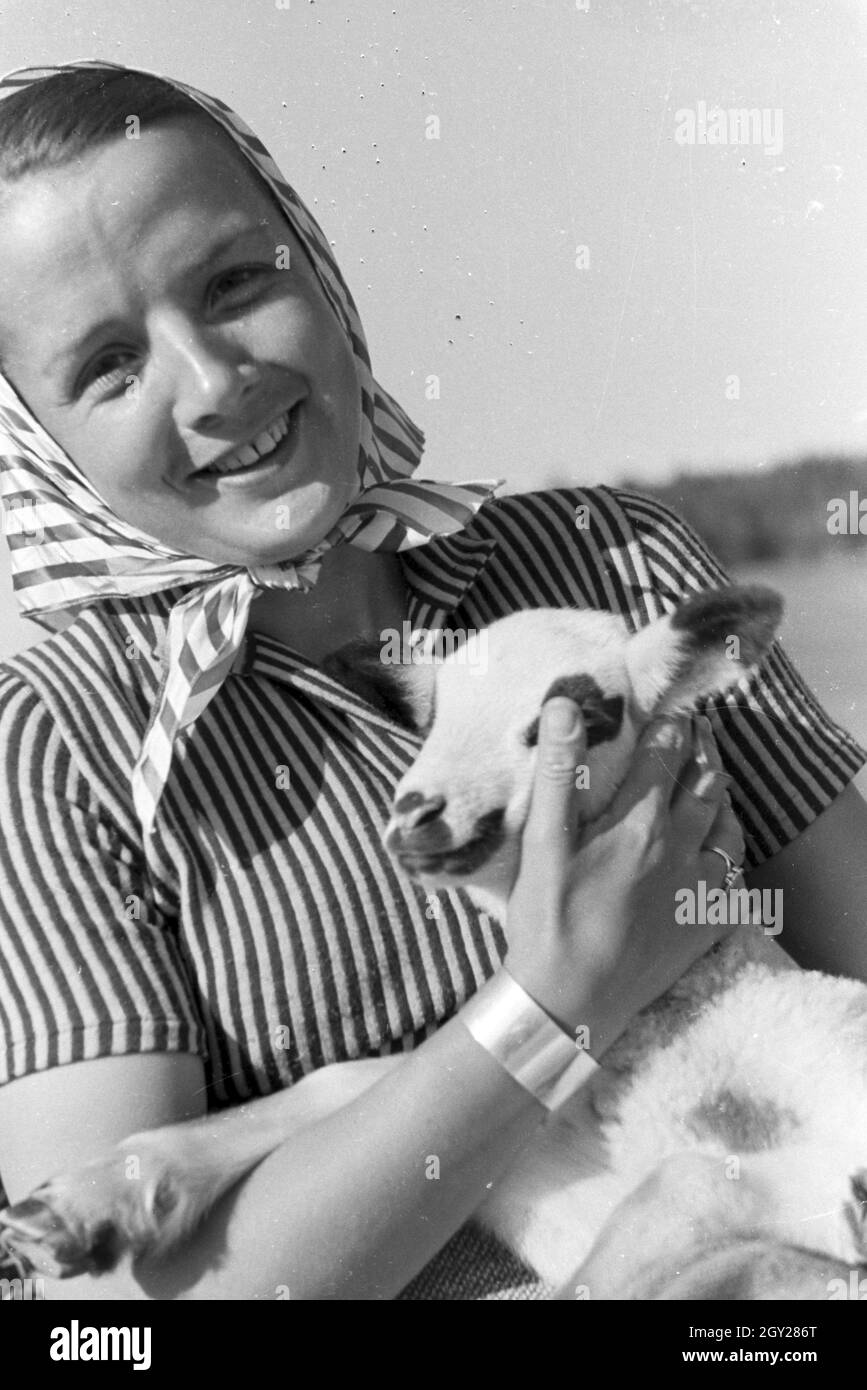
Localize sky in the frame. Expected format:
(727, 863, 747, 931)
(0, 0, 866, 652)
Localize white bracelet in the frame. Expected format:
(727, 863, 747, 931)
(458, 967, 598, 1111)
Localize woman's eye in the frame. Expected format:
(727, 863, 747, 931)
(81, 351, 138, 397)
(212, 265, 273, 306)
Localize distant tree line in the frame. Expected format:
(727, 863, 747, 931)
(617, 455, 867, 568)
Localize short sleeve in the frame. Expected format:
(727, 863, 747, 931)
(619, 488, 867, 868)
(0, 670, 207, 1086)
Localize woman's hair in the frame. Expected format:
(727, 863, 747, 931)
(0, 68, 211, 180)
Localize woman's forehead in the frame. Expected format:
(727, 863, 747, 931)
(88, 116, 292, 222)
(94, 119, 300, 256)
(0, 119, 311, 367)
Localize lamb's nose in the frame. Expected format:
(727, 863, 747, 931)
(392, 791, 447, 830)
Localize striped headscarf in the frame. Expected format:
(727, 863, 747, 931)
(0, 60, 502, 837)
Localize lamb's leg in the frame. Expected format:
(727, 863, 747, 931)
(0, 1057, 402, 1279)
(551, 1150, 767, 1299)
(650, 1241, 860, 1300)
(563, 1232, 855, 1300)
(551, 1144, 867, 1300)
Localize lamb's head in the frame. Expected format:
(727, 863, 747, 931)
(371, 585, 781, 900)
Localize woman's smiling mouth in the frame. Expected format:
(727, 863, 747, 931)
(193, 402, 303, 487)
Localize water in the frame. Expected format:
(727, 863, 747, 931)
(734, 552, 867, 795)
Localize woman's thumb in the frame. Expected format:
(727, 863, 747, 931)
(522, 697, 587, 868)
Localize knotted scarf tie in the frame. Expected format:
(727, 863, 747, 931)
(0, 59, 502, 836)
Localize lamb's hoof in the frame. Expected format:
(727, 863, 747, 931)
(0, 1197, 122, 1279)
(0, 1144, 181, 1279)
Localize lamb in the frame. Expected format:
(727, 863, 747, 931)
(378, 587, 867, 1293)
(2, 585, 866, 1298)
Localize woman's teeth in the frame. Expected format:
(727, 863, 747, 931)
(203, 409, 293, 476)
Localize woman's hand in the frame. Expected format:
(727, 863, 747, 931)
(504, 699, 744, 1055)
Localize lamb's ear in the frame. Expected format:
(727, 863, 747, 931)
(321, 637, 436, 733)
(624, 585, 784, 717)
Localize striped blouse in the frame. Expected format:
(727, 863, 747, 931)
(0, 485, 863, 1296)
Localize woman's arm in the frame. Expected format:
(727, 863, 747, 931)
(0, 707, 737, 1300)
(0, 1052, 206, 1197)
(746, 779, 867, 982)
(0, 1019, 551, 1300)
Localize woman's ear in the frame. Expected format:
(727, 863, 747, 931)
(321, 637, 436, 733)
(624, 585, 784, 718)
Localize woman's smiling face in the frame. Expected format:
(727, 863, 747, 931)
(0, 116, 362, 565)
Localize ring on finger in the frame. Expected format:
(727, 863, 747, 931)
(708, 844, 745, 890)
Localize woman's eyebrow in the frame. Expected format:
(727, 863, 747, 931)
(198, 222, 271, 269)
(46, 224, 273, 372)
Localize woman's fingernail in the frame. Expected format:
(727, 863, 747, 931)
(543, 699, 580, 736)
(645, 717, 685, 750)
(690, 770, 722, 799)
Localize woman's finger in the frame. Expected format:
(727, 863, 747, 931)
(593, 714, 694, 839)
(521, 698, 588, 875)
(668, 765, 731, 850)
(672, 714, 725, 804)
(701, 792, 746, 873)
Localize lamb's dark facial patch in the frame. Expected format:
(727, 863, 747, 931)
(669, 585, 783, 668)
(523, 674, 624, 749)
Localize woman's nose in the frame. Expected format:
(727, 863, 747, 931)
(155, 318, 259, 429)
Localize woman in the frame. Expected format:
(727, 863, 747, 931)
(0, 60, 863, 1300)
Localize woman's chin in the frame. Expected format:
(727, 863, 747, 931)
(185, 492, 355, 569)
